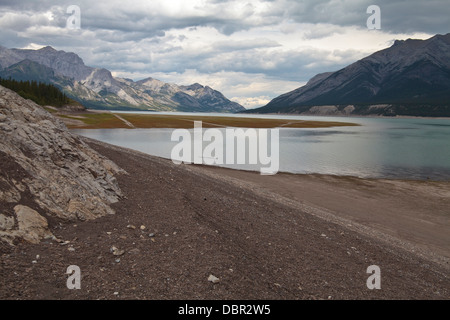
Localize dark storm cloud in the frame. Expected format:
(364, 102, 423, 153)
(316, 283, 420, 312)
(279, 0, 449, 35)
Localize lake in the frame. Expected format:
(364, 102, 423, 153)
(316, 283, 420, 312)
(72, 113, 450, 181)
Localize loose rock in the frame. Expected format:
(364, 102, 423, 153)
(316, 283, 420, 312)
(208, 274, 220, 283)
(110, 246, 125, 256)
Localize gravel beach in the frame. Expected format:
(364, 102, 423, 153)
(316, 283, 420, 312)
(1, 137, 449, 300)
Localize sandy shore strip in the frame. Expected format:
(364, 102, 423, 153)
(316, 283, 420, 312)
(1, 137, 449, 299)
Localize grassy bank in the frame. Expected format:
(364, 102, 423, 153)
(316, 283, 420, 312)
(54, 110, 360, 129)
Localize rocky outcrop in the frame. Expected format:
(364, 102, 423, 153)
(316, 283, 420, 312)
(0, 85, 125, 245)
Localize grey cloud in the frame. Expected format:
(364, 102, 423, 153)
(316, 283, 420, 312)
(0, 0, 448, 95)
(302, 24, 347, 40)
(212, 39, 281, 51)
(282, 0, 450, 35)
(1, 0, 449, 37)
(133, 44, 359, 83)
(379, 1, 450, 34)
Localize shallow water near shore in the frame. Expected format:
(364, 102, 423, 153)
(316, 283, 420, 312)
(72, 114, 450, 181)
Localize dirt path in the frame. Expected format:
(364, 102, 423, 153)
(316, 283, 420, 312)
(111, 113, 136, 128)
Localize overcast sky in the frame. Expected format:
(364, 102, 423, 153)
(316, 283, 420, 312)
(0, 0, 448, 108)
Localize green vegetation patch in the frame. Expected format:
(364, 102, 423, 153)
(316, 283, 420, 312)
(62, 112, 359, 129)
(121, 114, 360, 128)
(61, 113, 129, 129)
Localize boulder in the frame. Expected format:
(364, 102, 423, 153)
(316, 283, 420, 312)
(14, 205, 53, 244)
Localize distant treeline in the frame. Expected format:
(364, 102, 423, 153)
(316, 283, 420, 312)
(0, 78, 76, 107)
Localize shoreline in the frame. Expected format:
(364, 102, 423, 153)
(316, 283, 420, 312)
(239, 111, 450, 120)
(52, 109, 361, 129)
(90, 108, 450, 120)
(85, 137, 450, 267)
(91, 108, 450, 120)
(69, 130, 450, 183)
(1, 135, 449, 299)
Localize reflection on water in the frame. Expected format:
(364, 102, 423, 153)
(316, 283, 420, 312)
(72, 115, 450, 181)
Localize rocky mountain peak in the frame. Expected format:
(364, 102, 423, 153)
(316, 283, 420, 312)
(248, 33, 450, 117)
(38, 46, 57, 52)
(7, 46, 93, 81)
(184, 83, 204, 91)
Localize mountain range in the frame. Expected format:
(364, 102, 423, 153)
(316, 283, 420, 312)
(246, 33, 450, 117)
(0, 46, 244, 113)
(2, 34, 449, 117)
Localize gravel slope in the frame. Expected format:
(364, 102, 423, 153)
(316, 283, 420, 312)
(1, 138, 449, 300)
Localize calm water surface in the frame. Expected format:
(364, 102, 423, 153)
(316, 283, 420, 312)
(72, 113, 450, 181)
